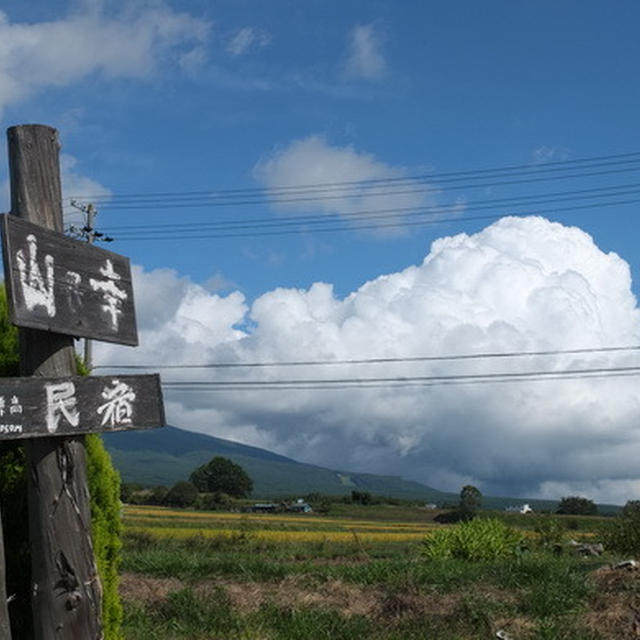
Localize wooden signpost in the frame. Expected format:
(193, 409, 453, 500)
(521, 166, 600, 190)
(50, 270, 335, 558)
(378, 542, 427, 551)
(0, 124, 166, 640)
(0, 375, 163, 439)
(1, 214, 137, 346)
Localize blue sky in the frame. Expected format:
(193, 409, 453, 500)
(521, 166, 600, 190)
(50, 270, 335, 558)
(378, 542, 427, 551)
(2, 1, 640, 502)
(2, 0, 639, 300)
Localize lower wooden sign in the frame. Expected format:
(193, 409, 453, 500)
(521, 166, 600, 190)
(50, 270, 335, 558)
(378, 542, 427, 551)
(0, 374, 164, 439)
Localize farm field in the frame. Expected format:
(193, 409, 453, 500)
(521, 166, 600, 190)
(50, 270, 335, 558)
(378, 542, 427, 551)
(120, 504, 638, 639)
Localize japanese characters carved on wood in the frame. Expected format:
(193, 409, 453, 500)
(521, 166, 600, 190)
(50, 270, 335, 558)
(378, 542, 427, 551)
(1, 214, 138, 345)
(0, 374, 164, 439)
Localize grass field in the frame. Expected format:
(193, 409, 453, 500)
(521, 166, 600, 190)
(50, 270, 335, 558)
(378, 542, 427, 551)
(120, 504, 638, 639)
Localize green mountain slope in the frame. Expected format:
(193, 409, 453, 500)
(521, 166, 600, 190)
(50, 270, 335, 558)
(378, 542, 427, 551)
(102, 426, 453, 501)
(101, 426, 619, 512)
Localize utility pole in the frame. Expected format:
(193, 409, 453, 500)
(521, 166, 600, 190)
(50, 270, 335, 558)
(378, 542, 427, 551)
(84, 203, 95, 371)
(69, 201, 112, 371)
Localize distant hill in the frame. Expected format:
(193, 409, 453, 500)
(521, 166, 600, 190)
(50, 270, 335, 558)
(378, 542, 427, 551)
(102, 426, 454, 502)
(101, 426, 619, 512)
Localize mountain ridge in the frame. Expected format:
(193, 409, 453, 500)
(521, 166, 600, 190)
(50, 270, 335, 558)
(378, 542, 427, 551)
(102, 425, 453, 501)
(101, 425, 619, 512)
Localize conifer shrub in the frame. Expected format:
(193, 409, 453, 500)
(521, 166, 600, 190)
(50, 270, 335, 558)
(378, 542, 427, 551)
(87, 434, 124, 640)
(422, 517, 523, 561)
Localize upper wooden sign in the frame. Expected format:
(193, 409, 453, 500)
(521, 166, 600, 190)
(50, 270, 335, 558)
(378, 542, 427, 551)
(1, 214, 138, 345)
(0, 374, 164, 439)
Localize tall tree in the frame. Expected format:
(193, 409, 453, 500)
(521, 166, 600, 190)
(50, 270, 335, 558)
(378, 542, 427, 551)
(459, 484, 483, 521)
(190, 456, 253, 498)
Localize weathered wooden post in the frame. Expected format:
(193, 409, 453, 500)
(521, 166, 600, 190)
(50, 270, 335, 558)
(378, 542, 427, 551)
(9, 124, 100, 639)
(1, 125, 165, 639)
(0, 510, 10, 640)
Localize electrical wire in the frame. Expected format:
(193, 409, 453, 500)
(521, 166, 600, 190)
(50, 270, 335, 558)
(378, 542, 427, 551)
(93, 343, 640, 371)
(158, 364, 640, 390)
(68, 151, 640, 204)
(73, 164, 640, 212)
(162, 370, 640, 391)
(104, 182, 640, 237)
(107, 196, 640, 241)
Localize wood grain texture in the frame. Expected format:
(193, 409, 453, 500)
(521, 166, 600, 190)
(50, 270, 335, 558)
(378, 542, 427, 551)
(8, 126, 63, 232)
(1, 214, 138, 346)
(8, 125, 103, 640)
(0, 509, 10, 640)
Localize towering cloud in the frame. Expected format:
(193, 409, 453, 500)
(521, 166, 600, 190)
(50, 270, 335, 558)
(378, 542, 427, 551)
(96, 217, 640, 504)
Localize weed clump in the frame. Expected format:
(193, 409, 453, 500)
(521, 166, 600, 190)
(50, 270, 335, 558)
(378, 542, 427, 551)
(533, 517, 565, 550)
(422, 518, 523, 562)
(601, 506, 640, 555)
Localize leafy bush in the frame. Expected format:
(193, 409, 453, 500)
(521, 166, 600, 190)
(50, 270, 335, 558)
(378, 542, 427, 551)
(165, 481, 198, 507)
(422, 518, 523, 561)
(533, 517, 565, 549)
(602, 508, 640, 555)
(150, 485, 169, 505)
(622, 499, 640, 518)
(351, 490, 373, 505)
(556, 496, 597, 515)
(196, 491, 234, 510)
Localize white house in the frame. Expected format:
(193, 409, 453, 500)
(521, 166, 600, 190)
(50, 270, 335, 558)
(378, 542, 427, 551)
(505, 503, 533, 514)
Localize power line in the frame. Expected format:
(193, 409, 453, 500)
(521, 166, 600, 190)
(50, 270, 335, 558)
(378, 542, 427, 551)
(108, 196, 640, 241)
(104, 182, 640, 236)
(75, 164, 640, 212)
(158, 364, 640, 389)
(162, 370, 640, 391)
(68, 150, 640, 203)
(93, 343, 640, 371)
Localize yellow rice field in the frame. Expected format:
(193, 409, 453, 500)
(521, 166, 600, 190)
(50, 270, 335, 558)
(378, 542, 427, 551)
(125, 505, 436, 528)
(122, 505, 596, 545)
(126, 525, 429, 543)
(123, 505, 440, 543)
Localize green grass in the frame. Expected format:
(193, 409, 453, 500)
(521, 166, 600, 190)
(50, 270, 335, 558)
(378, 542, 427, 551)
(122, 529, 600, 594)
(120, 506, 618, 639)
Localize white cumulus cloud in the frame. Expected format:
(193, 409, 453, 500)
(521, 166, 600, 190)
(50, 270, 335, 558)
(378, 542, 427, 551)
(0, 2, 209, 116)
(96, 216, 640, 504)
(253, 135, 434, 235)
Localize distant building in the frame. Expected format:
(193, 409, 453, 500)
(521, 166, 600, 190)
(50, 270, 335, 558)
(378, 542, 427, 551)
(251, 503, 278, 513)
(424, 503, 438, 510)
(505, 503, 533, 514)
(287, 499, 313, 513)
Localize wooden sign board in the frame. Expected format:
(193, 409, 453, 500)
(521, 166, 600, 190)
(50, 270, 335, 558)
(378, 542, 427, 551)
(0, 374, 164, 439)
(1, 214, 138, 345)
